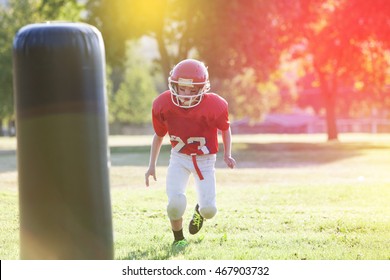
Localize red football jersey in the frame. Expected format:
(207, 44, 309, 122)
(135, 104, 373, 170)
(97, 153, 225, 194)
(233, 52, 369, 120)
(152, 90, 230, 155)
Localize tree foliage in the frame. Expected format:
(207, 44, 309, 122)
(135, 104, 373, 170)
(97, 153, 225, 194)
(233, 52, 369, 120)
(221, 69, 280, 122)
(108, 42, 157, 126)
(0, 0, 38, 120)
(281, 0, 390, 140)
(183, 0, 294, 122)
(189, 0, 285, 81)
(86, 0, 169, 81)
(0, 0, 82, 122)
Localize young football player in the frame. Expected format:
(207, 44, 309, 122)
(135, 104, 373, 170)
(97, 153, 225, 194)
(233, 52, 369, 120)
(145, 59, 236, 250)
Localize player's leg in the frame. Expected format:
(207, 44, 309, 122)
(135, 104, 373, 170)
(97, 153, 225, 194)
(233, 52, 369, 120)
(166, 151, 191, 247)
(189, 155, 217, 234)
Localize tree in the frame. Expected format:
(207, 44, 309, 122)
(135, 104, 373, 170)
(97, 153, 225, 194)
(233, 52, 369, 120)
(109, 41, 158, 128)
(220, 69, 281, 122)
(85, 0, 289, 83)
(0, 0, 38, 124)
(167, 0, 296, 122)
(0, 0, 83, 131)
(282, 0, 390, 140)
(38, 0, 82, 19)
(86, 0, 170, 87)
(189, 0, 285, 81)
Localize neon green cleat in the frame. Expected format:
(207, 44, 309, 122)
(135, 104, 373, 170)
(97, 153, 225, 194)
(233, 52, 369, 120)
(189, 204, 204, 235)
(172, 239, 188, 251)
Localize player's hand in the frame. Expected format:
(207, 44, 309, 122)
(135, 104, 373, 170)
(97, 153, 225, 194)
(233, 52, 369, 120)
(224, 155, 236, 169)
(145, 167, 157, 187)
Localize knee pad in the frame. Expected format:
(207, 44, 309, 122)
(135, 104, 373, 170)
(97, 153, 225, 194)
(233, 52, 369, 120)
(167, 193, 186, 220)
(199, 206, 217, 219)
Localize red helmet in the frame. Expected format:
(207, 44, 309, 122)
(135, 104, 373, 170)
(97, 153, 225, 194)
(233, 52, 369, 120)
(168, 59, 210, 108)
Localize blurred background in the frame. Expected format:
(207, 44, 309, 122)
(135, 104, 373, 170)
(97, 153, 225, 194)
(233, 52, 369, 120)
(0, 0, 389, 141)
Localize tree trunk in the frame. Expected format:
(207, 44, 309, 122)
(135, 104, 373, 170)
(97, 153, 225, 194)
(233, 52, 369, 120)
(324, 89, 338, 141)
(111, 64, 125, 93)
(155, 30, 171, 84)
(317, 71, 339, 141)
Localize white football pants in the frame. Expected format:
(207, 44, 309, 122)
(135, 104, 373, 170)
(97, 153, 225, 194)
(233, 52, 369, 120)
(166, 150, 217, 221)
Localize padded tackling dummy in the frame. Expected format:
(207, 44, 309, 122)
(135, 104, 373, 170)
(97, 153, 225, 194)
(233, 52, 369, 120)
(13, 22, 113, 259)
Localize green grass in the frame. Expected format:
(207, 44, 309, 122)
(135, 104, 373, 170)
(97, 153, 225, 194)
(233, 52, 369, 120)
(1, 133, 390, 259)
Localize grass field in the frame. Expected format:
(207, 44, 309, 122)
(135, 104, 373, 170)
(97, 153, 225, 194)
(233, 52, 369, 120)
(1, 133, 390, 260)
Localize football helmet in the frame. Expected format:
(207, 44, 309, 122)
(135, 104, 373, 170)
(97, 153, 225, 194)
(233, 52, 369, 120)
(168, 59, 210, 108)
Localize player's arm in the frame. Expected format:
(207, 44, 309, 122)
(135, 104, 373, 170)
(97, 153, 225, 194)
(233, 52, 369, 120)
(221, 127, 236, 169)
(145, 133, 164, 187)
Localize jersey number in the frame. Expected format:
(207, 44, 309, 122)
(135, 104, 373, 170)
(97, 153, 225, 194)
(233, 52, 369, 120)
(170, 135, 210, 154)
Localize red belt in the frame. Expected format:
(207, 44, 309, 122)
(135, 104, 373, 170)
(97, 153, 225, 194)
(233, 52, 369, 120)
(191, 154, 204, 180)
